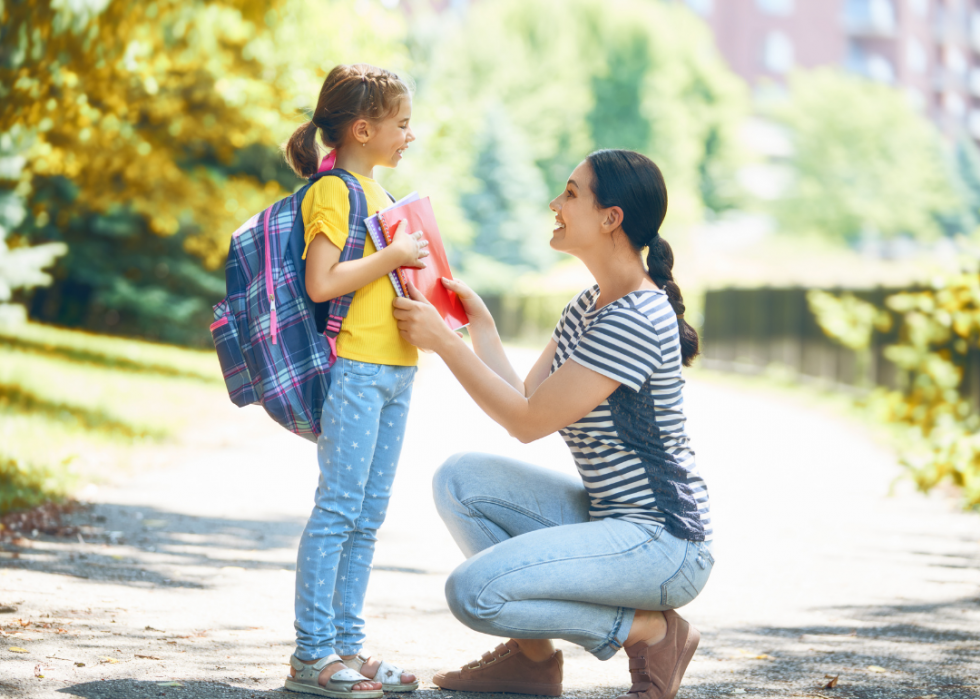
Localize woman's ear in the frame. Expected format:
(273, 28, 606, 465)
(601, 205, 624, 234)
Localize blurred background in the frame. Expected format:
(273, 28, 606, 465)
(1, 0, 979, 517)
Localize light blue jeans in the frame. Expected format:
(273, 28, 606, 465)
(433, 452, 714, 661)
(294, 357, 417, 661)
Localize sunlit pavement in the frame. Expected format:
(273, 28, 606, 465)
(1, 347, 978, 699)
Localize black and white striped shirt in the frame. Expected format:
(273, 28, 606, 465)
(551, 285, 711, 541)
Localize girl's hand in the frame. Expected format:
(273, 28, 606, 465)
(393, 280, 458, 353)
(388, 219, 429, 269)
(440, 277, 493, 330)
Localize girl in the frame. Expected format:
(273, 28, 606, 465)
(394, 150, 713, 699)
(281, 63, 427, 698)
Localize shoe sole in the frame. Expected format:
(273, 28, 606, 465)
(380, 682, 419, 693)
(284, 678, 384, 698)
(666, 623, 701, 699)
(433, 676, 562, 697)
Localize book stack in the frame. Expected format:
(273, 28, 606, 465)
(365, 193, 468, 331)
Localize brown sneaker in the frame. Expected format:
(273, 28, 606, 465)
(432, 640, 563, 696)
(616, 610, 700, 699)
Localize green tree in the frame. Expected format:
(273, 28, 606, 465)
(1, 0, 407, 344)
(394, 0, 748, 253)
(773, 69, 957, 243)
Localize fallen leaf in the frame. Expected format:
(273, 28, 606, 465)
(145, 626, 164, 632)
(99, 657, 119, 664)
(867, 666, 887, 673)
(135, 654, 161, 660)
(9, 647, 29, 653)
(823, 675, 839, 689)
(0, 605, 17, 613)
(754, 654, 772, 660)
(74, 662, 85, 667)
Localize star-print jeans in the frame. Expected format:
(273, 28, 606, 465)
(294, 357, 417, 661)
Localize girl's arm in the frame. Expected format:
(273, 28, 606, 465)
(394, 282, 619, 443)
(306, 219, 427, 303)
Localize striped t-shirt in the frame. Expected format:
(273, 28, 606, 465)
(551, 285, 711, 541)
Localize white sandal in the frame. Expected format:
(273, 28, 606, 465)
(285, 653, 384, 698)
(343, 653, 420, 692)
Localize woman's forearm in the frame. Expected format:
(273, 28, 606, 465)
(437, 333, 533, 438)
(466, 317, 526, 394)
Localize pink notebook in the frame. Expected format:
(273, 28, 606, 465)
(377, 197, 468, 331)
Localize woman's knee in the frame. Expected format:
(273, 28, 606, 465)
(444, 560, 492, 627)
(432, 452, 484, 515)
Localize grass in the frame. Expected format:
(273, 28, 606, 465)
(0, 321, 225, 515)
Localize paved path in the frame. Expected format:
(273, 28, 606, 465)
(1, 349, 978, 699)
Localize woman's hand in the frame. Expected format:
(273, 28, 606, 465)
(439, 277, 493, 330)
(393, 280, 460, 353)
(387, 219, 429, 269)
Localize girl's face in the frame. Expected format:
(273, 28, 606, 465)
(367, 96, 415, 169)
(549, 161, 609, 255)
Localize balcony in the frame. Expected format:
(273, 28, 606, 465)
(844, 0, 896, 38)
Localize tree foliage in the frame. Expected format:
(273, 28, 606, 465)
(387, 0, 748, 291)
(1, 0, 406, 343)
(810, 271, 980, 507)
(773, 69, 957, 243)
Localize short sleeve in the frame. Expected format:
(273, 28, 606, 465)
(551, 300, 572, 344)
(571, 308, 662, 391)
(301, 177, 350, 259)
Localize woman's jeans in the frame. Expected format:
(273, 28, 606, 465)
(294, 357, 417, 661)
(433, 452, 715, 661)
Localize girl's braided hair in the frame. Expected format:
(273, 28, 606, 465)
(586, 149, 700, 367)
(283, 63, 412, 178)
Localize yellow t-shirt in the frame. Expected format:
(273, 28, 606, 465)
(301, 172, 418, 367)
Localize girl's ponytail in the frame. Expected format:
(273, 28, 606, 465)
(586, 149, 700, 367)
(282, 63, 413, 179)
(284, 120, 322, 179)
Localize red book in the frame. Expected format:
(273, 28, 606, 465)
(378, 197, 469, 331)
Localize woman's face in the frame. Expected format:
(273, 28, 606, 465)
(368, 96, 415, 168)
(549, 160, 608, 255)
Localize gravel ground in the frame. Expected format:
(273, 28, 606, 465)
(1, 349, 978, 699)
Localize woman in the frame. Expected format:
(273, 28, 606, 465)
(393, 149, 713, 699)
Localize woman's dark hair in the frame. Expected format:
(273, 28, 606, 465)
(283, 63, 412, 178)
(586, 149, 700, 366)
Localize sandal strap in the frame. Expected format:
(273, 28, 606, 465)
(290, 653, 343, 681)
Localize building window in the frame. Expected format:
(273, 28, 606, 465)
(757, 0, 794, 16)
(908, 0, 928, 18)
(944, 91, 966, 118)
(906, 38, 927, 73)
(845, 0, 897, 36)
(685, 0, 713, 15)
(946, 45, 967, 76)
(764, 31, 795, 74)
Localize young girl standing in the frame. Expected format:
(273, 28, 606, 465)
(281, 63, 427, 698)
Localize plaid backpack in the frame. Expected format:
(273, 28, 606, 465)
(210, 168, 371, 442)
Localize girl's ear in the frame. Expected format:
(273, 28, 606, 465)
(350, 118, 372, 145)
(601, 205, 624, 234)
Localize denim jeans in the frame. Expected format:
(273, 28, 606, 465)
(432, 452, 714, 661)
(294, 357, 417, 661)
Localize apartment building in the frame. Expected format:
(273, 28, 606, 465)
(682, 0, 980, 140)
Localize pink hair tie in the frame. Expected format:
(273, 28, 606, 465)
(318, 150, 337, 173)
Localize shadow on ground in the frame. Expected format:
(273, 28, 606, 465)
(0, 503, 307, 589)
